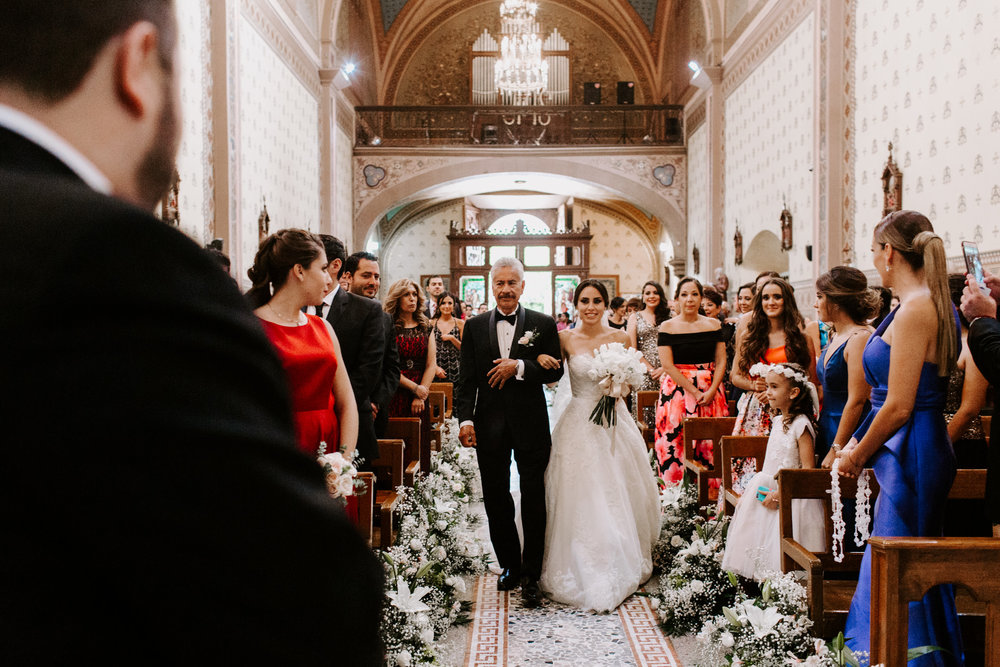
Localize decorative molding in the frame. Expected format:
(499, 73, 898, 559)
(240, 0, 321, 96)
(686, 99, 706, 137)
(601, 154, 687, 215)
(335, 95, 354, 136)
(198, 1, 215, 234)
(721, 0, 813, 97)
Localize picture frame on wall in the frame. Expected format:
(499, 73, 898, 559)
(590, 275, 619, 301)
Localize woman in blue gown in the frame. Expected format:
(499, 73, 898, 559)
(837, 211, 963, 665)
(813, 267, 877, 465)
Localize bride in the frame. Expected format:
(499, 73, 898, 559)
(536, 279, 661, 612)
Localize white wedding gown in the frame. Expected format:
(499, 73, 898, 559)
(540, 353, 661, 612)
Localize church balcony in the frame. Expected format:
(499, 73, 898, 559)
(354, 105, 684, 148)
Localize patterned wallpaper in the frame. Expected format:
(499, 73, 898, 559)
(577, 206, 657, 296)
(686, 123, 709, 282)
(852, 0, 1000, 270)
(236, 13, 321, 272)
(723, 11, 815, 287)
(174, 0, 212, 244)
(382, 204, 460, 291)
(335, 125, 355, 243)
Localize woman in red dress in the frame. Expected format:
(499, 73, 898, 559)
(384, 279, 437, 417)
(246, 229, 358, 460)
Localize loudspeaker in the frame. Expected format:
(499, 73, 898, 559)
(481, 124, 498, 144)
(583, 82, 601, 105)
(665, 117, 682, 142)
(617, 81, 634, 105)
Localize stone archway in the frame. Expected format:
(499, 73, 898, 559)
(352, 151, 687, 254)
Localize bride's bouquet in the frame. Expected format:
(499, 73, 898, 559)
(317, 441, 364, 504)
(586, 342, 647, 428)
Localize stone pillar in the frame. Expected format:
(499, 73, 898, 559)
(702, 66, 726, 285)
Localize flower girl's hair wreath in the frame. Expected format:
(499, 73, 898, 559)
(749, 361, 819, 430)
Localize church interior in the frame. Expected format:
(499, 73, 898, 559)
(159, 0, 1000, 664)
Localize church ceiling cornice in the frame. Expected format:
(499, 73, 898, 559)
(373, 0, 661, 105)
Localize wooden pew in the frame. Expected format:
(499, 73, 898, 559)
(681, 417, 737, 510)
(777, 468, 988, 637)
(719, 435, 769, 516)
(356, 471, 376, 547)
(776, 468, 880, 636)
(427, 391, 446, 452)
(385, 417, 422, 486)
(869, 536, 1000, 667)
(636, 390, 659, 447)
(371, 439, 404, 549)
(429, 381, 453, 419)
(981, 414, 991, 445)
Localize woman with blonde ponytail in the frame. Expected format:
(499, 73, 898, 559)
(838, 211, 963, 663)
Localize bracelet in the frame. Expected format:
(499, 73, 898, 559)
(831, 444, 842, 453)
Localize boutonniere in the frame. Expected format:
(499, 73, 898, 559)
(518, 328, 541, 347)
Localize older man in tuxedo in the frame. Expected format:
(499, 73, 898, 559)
(0, 1, 381, 662)
(311, 236, 385, 465)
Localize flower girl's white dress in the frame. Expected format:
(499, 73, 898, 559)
(721, 413, 826, 579)
(540, 353, 661, 612)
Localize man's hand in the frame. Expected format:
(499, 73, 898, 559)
(459, 424, 477, 448)
(487, 358, 519, 388)
(983, 268, 1000, 301)
(961, 276, 998, 322)
(370, 402, 379, 417)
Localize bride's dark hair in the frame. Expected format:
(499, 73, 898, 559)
(573, 279, 609, 306)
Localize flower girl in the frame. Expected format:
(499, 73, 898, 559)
(721, 363, 826, 580)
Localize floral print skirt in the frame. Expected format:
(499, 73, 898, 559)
(653, 363, 729, 484)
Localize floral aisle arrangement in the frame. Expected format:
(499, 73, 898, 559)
(655, 516, 738, 635)
(379, 418, 489, 667)
(651, 478, 702, 572)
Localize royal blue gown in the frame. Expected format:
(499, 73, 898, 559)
(844, 309, 964, 665)
(816, 338, 870, 461)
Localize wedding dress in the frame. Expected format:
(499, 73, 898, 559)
(540, 353, 661, 612)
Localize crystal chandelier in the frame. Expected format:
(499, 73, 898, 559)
(494, 0, 548, 105)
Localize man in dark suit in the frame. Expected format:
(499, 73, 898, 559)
(960, 273, 1000, 538)
(0, 2, 382, 663)
(455, 257, 563, 606)
(343, 251, 400, 437)
(425, 275, 445, 318)
(311, 236, 384, 465)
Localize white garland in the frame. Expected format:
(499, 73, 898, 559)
(854, 469, 872, 547)
(829, 458, 873, 562)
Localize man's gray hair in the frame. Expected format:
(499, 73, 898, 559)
(490, 256, 525, 281)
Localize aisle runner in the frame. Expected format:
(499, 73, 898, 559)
(466, 575, 680, 666)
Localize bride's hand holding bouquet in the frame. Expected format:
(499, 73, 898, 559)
(587, 342, 647, 428)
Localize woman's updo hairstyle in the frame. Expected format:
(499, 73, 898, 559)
(673, 276, 704, 300)
(815, 266, 880, 324)
(246, 228, 324, 308)
(874, 210, 957, 375)
(574, 278, 609, 306)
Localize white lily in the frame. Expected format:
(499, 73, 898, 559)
(741, 602, 783, 639)
(433, 497, 456, 514)
(386, 577, 432, 613)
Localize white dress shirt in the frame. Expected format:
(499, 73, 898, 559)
(459, 308, 526, 429)
(0, 103, 112, 194)
(310, 285, 339, 317)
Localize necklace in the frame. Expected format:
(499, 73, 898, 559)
(267, 302, 305, 326)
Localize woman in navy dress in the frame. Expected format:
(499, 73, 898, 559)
(837, 211, 963, 665)
(813, 267, 877, 465)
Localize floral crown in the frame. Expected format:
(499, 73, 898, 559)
(749, 362, 819, 419)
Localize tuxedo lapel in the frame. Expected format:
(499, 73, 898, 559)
(487, 309, 501, 361)
(509, 305, 527, 359)
(326, 289, 348, 325)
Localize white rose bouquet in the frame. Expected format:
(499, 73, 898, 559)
(317, 441, 362, 503)
(586, 342, 647, 428)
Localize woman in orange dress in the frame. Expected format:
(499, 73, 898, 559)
(246, 229, 358, 463)
(730, 277, 816, 437)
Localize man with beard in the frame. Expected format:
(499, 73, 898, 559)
(343, 251, 400, 436)
(0, 2, 382, 663)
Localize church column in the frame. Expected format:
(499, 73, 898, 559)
(819, 0, 849, 268)
(318, 70, 336, 238)
(702, 66, 725, 286)
(209, 0, 241, 277)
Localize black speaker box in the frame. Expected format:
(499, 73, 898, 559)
(583, 82, 601, 105)
(617, 81, 635, 105)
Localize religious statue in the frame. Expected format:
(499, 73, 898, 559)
(692, 245, 700, 275)
(734, 226, 743, 265)
(780, 205, 793, 251)
(881, 142, 903, 217)
(160, 168, 180, 228)
(713, 267, 729, 301)
(258, 200, 270, 245)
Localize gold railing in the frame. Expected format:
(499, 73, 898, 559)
(354, 105, 684, 147)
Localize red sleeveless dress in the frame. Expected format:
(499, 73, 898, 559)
(259, 316, 339, 456)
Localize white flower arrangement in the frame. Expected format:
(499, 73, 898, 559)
(316, 442, 364, 503)
(586, 342, 647, 427)
(518, 328, 541, 346)
(652, 479, 702, 572)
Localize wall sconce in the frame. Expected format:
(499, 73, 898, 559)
(689, 61, 711, 90)
(333, 63, 355, 90)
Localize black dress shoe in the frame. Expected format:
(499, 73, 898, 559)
(521, 577, 541, 608)
(496, 568, 520, 591)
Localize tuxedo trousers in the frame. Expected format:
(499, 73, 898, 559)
(475, 413, 550, 579)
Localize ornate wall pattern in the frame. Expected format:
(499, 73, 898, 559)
(382, 204, 461, 290)
(686, 123, 709, 282)
(723, 11, 815, 287)
(335, 125, 355, 241)
(578, 206, 658, 295)
(852, 0, 1000, 270)
(236, 13, 321, 271)
(174, 0, 213, 244)
(392, 3, 642, 105)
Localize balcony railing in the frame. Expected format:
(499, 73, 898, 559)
(354, 105, 684, 148)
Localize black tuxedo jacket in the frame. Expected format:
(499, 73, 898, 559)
(0, 127, 382, 664)
(372, 310, 401, 409)
(966, 317, 1000, 525)
(454, 305, 563, 432)
(325, 287, 384, 463)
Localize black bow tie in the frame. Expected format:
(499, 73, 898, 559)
(496, 311, 517, 325)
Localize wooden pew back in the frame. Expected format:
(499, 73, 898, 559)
(385, 417, 421, 486)
(429, 382, 453, 419)
(681, 417, 737, 509)
(636, 390, 659, 447)
(719, 435, 769, 516)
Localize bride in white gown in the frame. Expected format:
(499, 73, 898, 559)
(537, 280, 661, 612)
